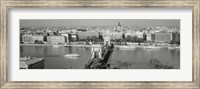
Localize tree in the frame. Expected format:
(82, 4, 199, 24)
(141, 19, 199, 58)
(133, 35, 139, 42)
(91, 36, 97, 42)
(98, 34, 103, 42)
(169, 41, 174, 44)
(125, 35, 132, 42)
(143, 33, 147, 42)
(34, 40, 39, 44)
(122, 34, 125, 40)
(68, 34, 72, 42)
(86, 37, 91, 41)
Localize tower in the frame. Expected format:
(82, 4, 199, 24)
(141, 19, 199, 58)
(118, 22, 121, 27)
(114, 22, 123, 32)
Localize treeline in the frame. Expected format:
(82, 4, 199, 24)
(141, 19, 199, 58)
(72, 35, 146, 43)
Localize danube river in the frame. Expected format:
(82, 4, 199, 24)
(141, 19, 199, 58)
(20, 45, 180, 69)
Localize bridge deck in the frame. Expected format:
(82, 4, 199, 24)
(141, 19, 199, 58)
(84, 45, 114, 69)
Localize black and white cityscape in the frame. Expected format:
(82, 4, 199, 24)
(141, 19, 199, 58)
(19, 19, 180, 69)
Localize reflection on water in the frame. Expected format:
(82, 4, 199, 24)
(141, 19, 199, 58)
(20, 46, 180, 69)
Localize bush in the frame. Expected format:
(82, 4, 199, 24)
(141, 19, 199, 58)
(148, 58, 176, 69)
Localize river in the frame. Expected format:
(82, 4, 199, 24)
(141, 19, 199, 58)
(20, 45, 180, 69)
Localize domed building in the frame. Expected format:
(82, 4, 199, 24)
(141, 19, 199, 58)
(114, 22, 123, 32)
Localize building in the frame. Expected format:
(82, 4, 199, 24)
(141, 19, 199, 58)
(22, 35, 34, 43)
(146, 34, 152, 41)
(146, 33, 155, 42)
(171, 32, 180, 44)
(61, 33, 70, 43)
(47, 36, 66, 44)
(77, 29, 87, 32)
(103, 31, 123, 40)
(171, 33, 176, 42)
(135, 31, 144, 38)
(175, 32, 180, 42)
(77, 31, 99, 40)
(151, 34, 155, 41)
(154, 33, 171, 43)
(32, 35, 44, 42)
(70, 34, 78, 41)
(104, 36, 110, 45)
(125, 30, 136, 37)
(22, 35, 44, 44)
(20, 35, 22, 42)
(59, 30, 72, 34)
(110, 32, 123, 40)
(125, 31, 144, 39)
(114, 22, 123, 32)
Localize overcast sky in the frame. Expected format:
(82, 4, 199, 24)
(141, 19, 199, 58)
(20, 19, 180, 27)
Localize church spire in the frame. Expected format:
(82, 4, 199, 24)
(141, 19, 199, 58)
(118, 22, 121, 27)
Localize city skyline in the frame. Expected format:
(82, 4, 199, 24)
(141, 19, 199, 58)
(20, 19, 180, 27)
(20, 19, 180, 69)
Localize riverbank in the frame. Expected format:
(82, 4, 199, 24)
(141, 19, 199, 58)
(20, 44, 101, 47)
(20, 44, 180, 49)
(20, 44, 52, 46)
(20, 43, 180, 49)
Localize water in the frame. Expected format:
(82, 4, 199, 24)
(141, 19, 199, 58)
(20, 45, 180, 69)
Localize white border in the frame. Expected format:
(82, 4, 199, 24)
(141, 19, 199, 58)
(8, 8, 192, 81)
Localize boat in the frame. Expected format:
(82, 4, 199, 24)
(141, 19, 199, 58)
(118, 45, 136, 50)
(52, 45, 60, 47)
(168, 46, 176, 50)
(168, 46, 180, 50)
(144, 46, 161, 49)
(64, 54, 80, 58)
(175, 46, 180, 49)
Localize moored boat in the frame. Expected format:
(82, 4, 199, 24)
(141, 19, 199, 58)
(144, 46, 161, 49)
(118, 45, 136, 50)
(64, 54, 80, 58)
(52, 45, 60, 47)
(175, 46, 180, 49)
(168, 46, 175, 50)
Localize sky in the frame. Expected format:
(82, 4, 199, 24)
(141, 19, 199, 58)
(20, 19, 180, 27)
